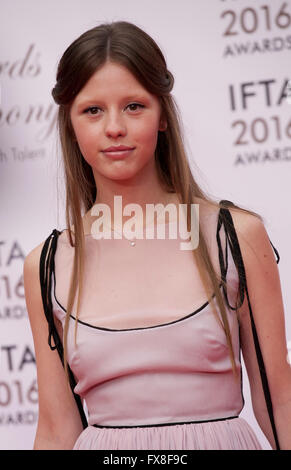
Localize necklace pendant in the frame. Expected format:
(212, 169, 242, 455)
(130, 240, 136, 247)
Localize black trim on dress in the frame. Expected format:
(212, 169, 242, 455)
(92, 415, 239, 429)
(39, 198, 282, 450)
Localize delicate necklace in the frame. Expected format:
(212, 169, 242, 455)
(100, 196, 175, 247)
(102, 223, 138, 246)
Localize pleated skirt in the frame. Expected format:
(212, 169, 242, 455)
(73, 417, 263, 450)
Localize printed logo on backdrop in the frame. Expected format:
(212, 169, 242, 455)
(0, 43, 57, 164)
(0, 239, 38, 427)
(221, 1, 291, 57)
(220, 0, 291, 165)
(0, 41, 58, 446)
(287, 79, 291, 104)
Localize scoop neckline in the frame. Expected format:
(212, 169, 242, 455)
(68, 293, 216, 332)
(52, 266, 223, 332)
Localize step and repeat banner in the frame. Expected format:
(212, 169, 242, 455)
(0, 0, 290, 450)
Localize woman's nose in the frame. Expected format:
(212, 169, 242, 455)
(104, 112, 127, 138)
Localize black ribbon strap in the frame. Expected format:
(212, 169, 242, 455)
(39, 229, 88, 429)
(216, 207, 242, 312)
(217, 200, 280, 450)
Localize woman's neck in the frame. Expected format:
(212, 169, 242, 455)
(82, 191, 181, 235)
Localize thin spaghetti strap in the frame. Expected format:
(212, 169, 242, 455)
(216, 206, 241, 311)
(39, 229, 88, 429)
(218, 200, 281, 450)
(39, 230, 62, 350)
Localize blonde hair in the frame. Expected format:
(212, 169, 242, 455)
(51, 20, 262, 386)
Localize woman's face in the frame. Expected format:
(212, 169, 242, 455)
(70, 61, 167, 184)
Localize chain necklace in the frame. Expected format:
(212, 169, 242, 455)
(101, 222, 138, 246)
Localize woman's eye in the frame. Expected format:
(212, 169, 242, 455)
(126, 103, 145, 112)
(84, 107, 100, 115)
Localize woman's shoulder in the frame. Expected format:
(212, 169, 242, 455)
(219, 200, 265, 244)
(195, 196, 262, 228)
(23, 229, 64, 273)
(194, 197, 265, 250)
(23, 239, 49, 315)
(23, 239, 47, 273)
(193, 197, 221, 230)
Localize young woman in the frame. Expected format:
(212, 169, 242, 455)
(23, 21, 291, 450)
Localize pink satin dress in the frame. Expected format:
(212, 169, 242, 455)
(50, 206, 262, 450)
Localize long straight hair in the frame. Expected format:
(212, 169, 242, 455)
(51, 20, 262, 385)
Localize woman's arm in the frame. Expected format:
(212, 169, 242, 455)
(231, 209, 291, 450)
(23, 241, 84, 450)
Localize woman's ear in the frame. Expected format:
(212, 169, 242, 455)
(159, 118, 167, 132)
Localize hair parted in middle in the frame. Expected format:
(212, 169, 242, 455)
(51, 20, 263, 385)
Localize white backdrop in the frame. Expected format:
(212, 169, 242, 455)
(1, 0, 290, 450)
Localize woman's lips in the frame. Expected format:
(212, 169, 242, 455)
(102, 148, 135, 159)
